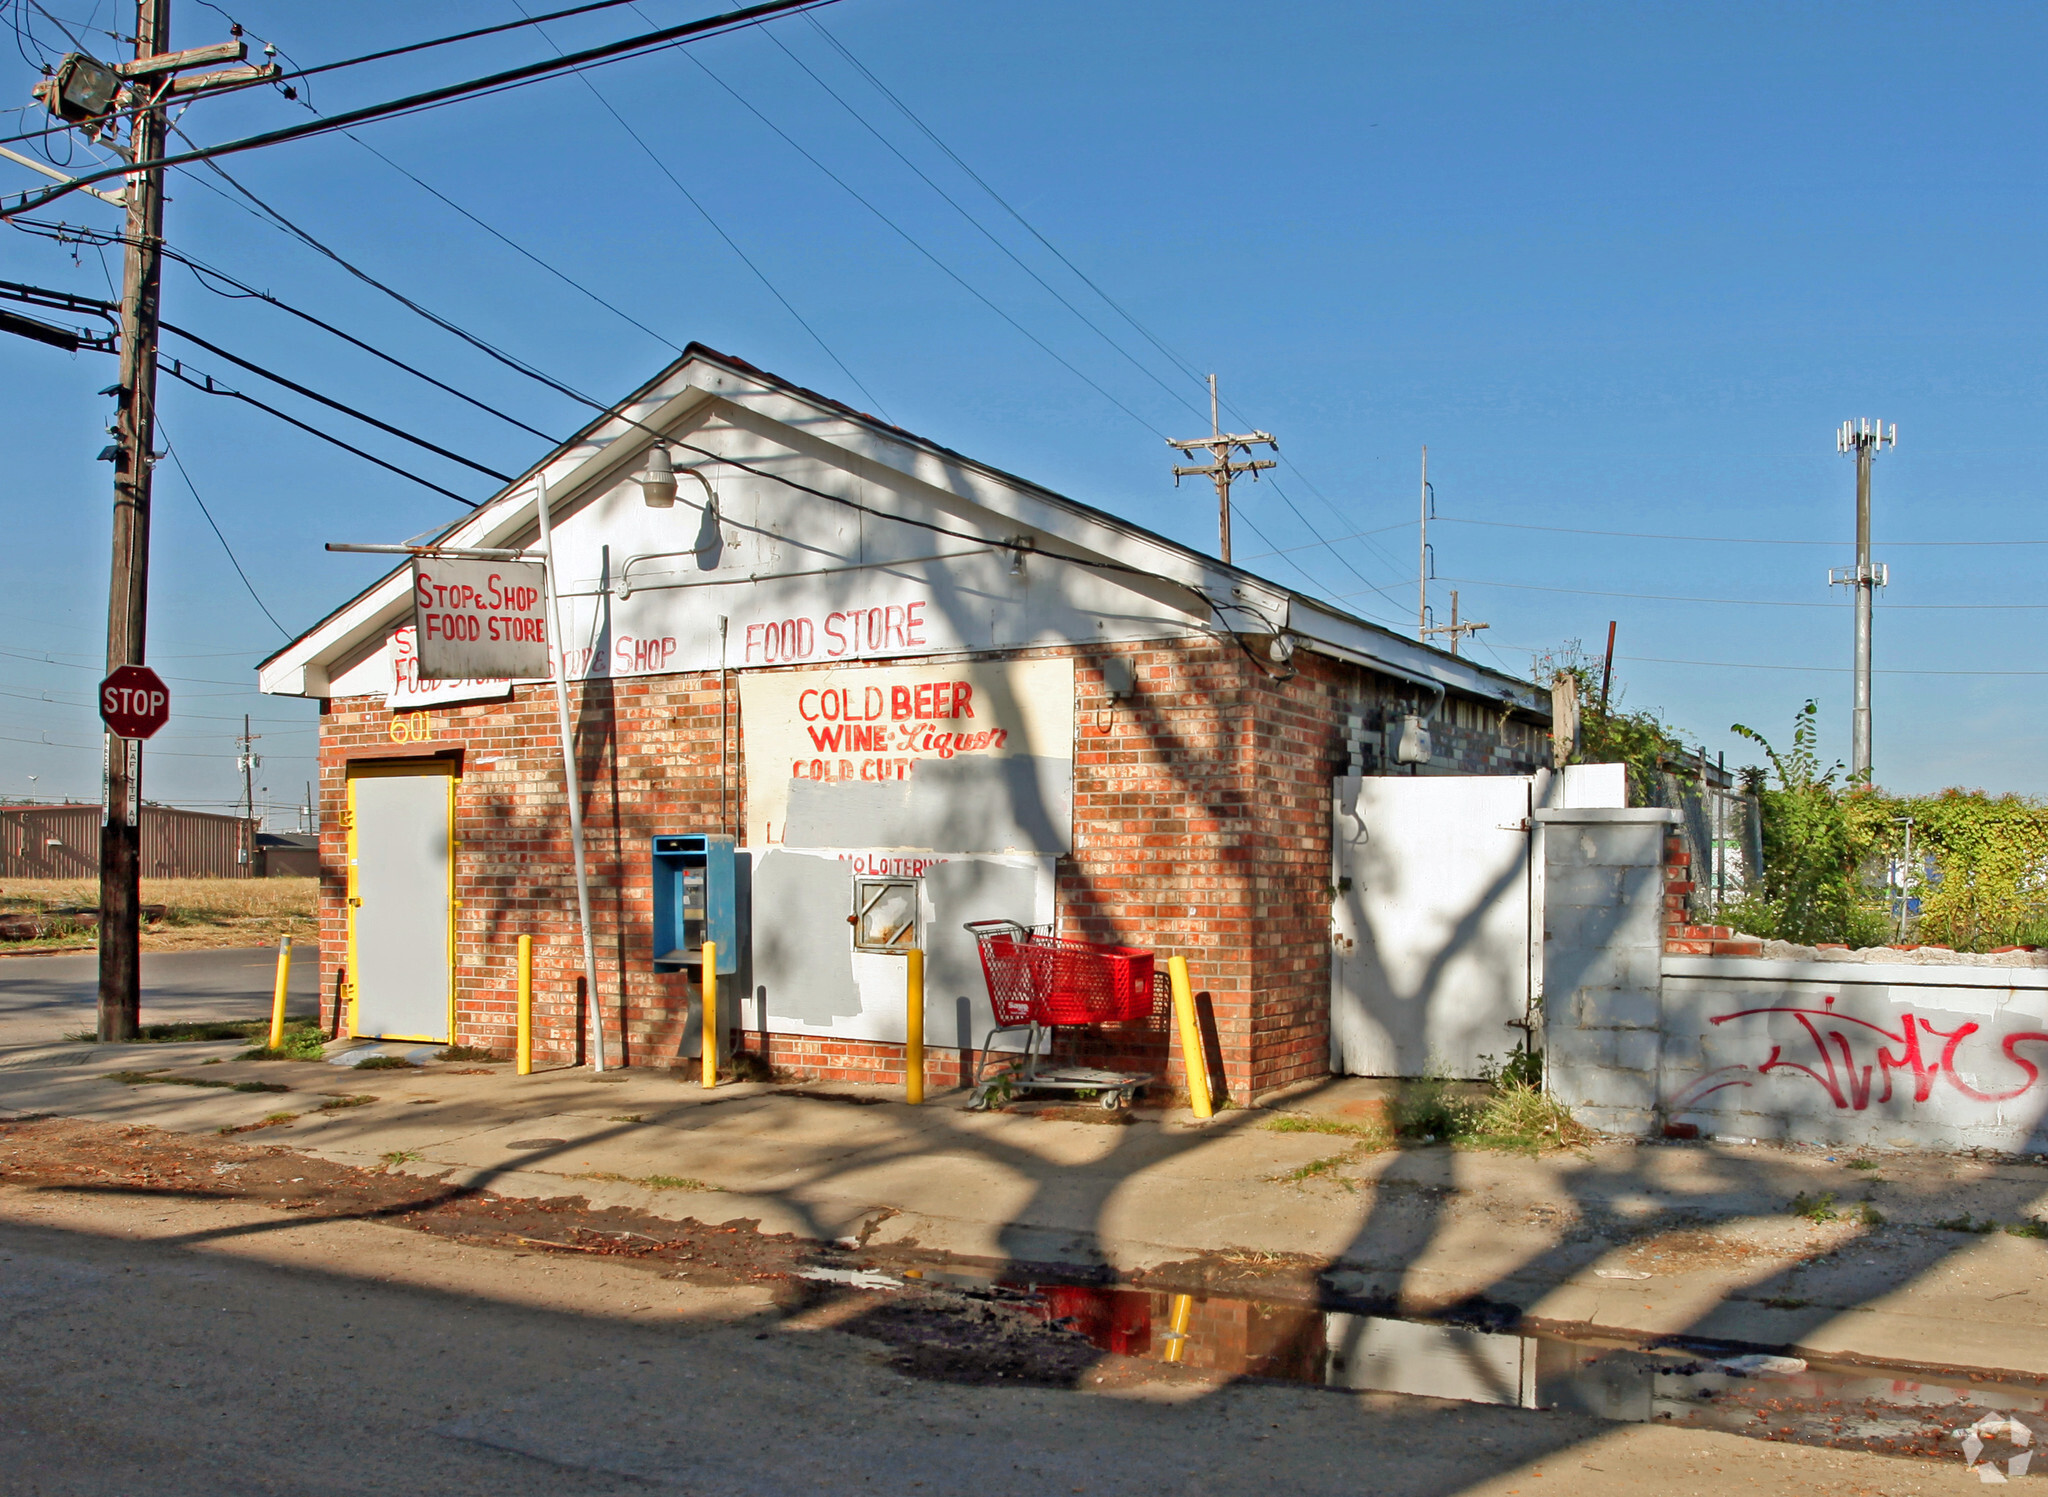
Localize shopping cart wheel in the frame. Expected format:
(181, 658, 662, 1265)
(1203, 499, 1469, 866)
(966, 1087, 994, 1112)
(1100, 1089, 1129, 1112)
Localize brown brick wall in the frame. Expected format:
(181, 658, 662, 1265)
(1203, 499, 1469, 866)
(1660, 830, 1763, 957)
(316, 639, 1541, 1100)
(319, 669, 736, 1069)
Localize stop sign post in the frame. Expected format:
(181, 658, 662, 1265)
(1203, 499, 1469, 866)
(99, 664, 170, 740)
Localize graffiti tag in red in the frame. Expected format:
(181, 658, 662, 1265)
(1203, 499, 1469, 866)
(1695, 995, 2048, 1111)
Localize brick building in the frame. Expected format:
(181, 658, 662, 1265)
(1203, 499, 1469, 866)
(260, 347, 1548, 1102)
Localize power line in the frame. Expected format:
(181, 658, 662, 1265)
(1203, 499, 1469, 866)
(8, 214, 567, 444)
(192, 157, 617, 433)
(13, 86, 1364, 629)
(1, 2, 840, 150)
(1239, 518, 1415, 561)
(160, 319, 515, 481)
(762, 23, 1200, 425)
(157, 426, 288, 637)
(161, 359, 481, 507)
(805, 13, 1213, 392)
(1533, 650, 2048, 679)
(1, 0, 840, 215)
(0, 272, 520, 499)
(680, 48, 1168, 438)
(1413, 573, 2048, 611)
(0, 645, 261, 686)
(0, 685, 308, 723)
(0, 0, 693, 146)
(0, 729, 312, 759)
(1437, 516, 2048, 548)
(778, 12, 1415, 606)
(338, 135, 682, 357)
(509, 0, 887, 415)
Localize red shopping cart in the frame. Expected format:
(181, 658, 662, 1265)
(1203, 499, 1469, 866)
(963, 920, 1157, 1111)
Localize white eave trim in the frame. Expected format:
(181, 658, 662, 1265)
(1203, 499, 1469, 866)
(1290, 595, 1545, 711)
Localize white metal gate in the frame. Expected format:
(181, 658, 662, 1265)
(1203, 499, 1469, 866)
(1329, 775, 1535, 1079)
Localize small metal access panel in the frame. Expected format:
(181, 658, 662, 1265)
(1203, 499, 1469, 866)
(852, 877, 919, 952)
(652, 834, 735, 973)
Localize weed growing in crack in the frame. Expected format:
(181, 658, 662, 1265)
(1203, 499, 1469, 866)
(1933, 1213, 1999, 1234)
(380, 1149, 423, 1169)
(574, 1170, 714, 1192)
(1276, 1153, 1357, 1190)
(1791, 1191, 1840, 1223)
(107, 1071, 288, 1095)
(235, 1022, 327, 1063)
(1263, 1115, 1386, 1140)
(219, 1112, 298, 1135)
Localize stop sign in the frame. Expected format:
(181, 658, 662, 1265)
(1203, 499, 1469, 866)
(99, 664, 170, 740)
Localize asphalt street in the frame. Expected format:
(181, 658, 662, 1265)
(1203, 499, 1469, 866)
(0, 946, 321, 1046)
(0, 1177, 1939, 1497)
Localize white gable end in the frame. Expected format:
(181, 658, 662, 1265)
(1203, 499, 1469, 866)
(262, 348, 1539, 715)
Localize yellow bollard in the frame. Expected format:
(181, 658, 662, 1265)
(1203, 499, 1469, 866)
(905, 947, 925, 1105)
(701, 941, 718, 1089)
(267, 935, 292, 1051)
(516, 934, 533, 1076)
(1168, 955, 1214, 1119)
(1160, 1291, 1195, 1365)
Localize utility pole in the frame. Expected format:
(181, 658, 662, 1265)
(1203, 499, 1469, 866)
(1167, 375, 1275, 564)
(1422, 588, 1488, 657)
(97, 0, 173, 1041)
(1417, 446, 1430, 640)
(236, 715, 261, 872)
(27, 3, 262, 1038)
(1831, 419, 1895, 782)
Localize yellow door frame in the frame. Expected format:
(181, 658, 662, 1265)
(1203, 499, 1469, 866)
(344, 758, 460, 1043)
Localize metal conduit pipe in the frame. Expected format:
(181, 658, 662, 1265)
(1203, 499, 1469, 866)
(602, 549, 993, 601)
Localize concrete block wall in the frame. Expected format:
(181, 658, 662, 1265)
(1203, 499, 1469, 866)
(1541, 810, 2048, 1152)
(1536, 807, 1679, 1136)
(1660, 959, 2048, 1152)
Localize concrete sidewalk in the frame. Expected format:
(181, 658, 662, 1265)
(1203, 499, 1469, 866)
(4, 1037, 2045, 1380)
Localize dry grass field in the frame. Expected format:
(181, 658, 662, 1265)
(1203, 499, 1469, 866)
(0, 878, 316, 954)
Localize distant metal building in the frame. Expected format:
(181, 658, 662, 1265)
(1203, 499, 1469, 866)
(256, 831, 319, 878)
(0, 804, 255, 879)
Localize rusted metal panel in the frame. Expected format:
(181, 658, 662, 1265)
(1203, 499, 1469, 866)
(0, 805, 96, 877)
(145, 807, 251, 877)
(0, 805, 255, 878)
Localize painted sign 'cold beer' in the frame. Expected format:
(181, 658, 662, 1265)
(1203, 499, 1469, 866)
(739, 658, 1074, 850)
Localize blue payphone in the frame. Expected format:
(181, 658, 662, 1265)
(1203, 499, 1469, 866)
(652, 834, 737, 974)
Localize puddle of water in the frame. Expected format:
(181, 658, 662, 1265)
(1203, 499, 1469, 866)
(922, 1268, 2048, 1464)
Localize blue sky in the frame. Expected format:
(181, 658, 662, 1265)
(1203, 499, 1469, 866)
(1, 0, 2043, 819)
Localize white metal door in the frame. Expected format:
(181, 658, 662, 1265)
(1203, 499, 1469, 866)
(1330, 775, 1533, 1079)
(349, 771, 454, 1042)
